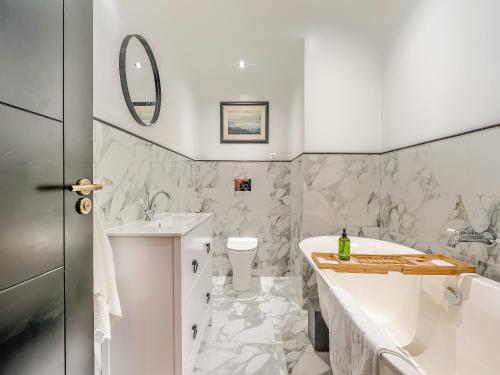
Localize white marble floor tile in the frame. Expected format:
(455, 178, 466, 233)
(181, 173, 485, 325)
(270, 299, 308, 343)
(195, 277, 332, 374)
(193, 342, 287, 375)
(265, 277, 302, 302)
(286, 342, 332, 375)
(212, 277, 270, 302)
(204, 317, 276, 344)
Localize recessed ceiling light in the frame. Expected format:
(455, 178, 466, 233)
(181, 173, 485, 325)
(134, 61, 142, 69)
(229, 60, 255, 70)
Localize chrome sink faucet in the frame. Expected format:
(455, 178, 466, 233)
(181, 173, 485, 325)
(447, 225, 497, 248)
(142, 187, 172, 221)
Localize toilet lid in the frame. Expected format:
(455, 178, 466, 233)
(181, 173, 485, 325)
(227, 237, 258, 251)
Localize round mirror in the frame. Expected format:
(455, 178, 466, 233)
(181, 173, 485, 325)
(119, 35, 161, 126)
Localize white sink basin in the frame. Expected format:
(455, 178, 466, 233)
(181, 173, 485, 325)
(141, 214, 198, 229)
(106, 213, 212, 237)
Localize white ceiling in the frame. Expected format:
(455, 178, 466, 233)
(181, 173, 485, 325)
(145, 0, 419, 97)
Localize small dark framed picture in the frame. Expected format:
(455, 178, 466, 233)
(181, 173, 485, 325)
(220, 101, 269, 143)
(234, 178, 252, 192)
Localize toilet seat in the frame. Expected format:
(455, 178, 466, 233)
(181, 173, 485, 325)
(227, 237, 258, 252)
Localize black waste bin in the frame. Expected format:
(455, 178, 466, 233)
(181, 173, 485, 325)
(307, 298, 329, 352)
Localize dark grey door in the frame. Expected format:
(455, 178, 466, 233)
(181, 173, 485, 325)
(0, 0, 93, 374)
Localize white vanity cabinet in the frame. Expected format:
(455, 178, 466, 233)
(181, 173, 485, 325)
(176, 217, 213, 373)
(107, 213, 213, 375)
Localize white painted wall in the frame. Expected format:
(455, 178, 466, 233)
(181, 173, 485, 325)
(93, 0, 200, 158)
(302, 0, 500, 153)
(95, 0, 500, 158)
(193, 37, 304, 161)
(382, 0, 500, 150)
(94, 0, 388, 160)
(304, 33, 382, 153)
(94, 0, 304, 160)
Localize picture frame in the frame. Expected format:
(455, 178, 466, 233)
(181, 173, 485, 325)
(220, 101, 269, 143)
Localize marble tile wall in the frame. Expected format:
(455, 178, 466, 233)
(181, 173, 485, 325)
(94, 118, 500, 286)
(94, 120, 382, 288)
(301, 154, 381, 238)
(380, 126, 500, 282)
(195, 161, 291, 277)
(195, 155, 381, 282)
(290, 154, 382, 303)
(93, 120, 196, 229)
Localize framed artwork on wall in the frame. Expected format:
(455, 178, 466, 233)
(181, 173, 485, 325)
(220, 101, 269, 143)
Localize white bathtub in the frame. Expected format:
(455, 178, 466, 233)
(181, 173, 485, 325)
(300, 236, 500, 375)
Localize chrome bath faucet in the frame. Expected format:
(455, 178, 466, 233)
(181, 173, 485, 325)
(447, 225, 497, 248)
(142, 187, 172, 221)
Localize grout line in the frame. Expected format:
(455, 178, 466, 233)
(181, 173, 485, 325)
(379, 153, 382, 239)
(196, 160, 290, 163)
(302, 151, 380, 155)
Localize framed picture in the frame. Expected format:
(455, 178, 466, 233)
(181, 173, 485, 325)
(220, 101, 269, 143)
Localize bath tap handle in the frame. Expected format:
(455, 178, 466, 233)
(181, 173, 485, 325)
(444, 286, 462, 305)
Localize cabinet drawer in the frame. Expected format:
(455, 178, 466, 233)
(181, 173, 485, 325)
(182, 259, 213, 369)
(181, 218, 212, 297)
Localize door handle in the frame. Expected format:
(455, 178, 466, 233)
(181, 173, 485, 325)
(69, 178, 103, 196)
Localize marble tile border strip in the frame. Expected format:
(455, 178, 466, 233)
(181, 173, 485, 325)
(94, 117, 500, 161)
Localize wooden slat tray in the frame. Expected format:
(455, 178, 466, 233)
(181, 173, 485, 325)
(312, 252, 476, 275)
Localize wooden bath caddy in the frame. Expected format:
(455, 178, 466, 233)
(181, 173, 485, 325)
(311, 252, 475, 275)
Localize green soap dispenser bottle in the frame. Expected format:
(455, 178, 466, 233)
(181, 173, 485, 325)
(338, 228, 351, 261)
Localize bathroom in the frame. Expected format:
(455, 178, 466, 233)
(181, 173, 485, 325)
(1, 0, 500, 374)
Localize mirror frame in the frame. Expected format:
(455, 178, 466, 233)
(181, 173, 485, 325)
(119, 34, 162, 126)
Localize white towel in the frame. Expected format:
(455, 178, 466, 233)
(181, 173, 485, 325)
(94, 212, 122, 373)
(328, 286, 411, 375)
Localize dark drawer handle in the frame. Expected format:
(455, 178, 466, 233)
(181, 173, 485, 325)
(192, 324, 198, 339)
(192, 259, 199, 273)
(205, 243, 211, 254)
(206, 292, 211, 303)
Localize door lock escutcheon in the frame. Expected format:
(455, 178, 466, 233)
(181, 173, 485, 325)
(76, 198, 93, 215)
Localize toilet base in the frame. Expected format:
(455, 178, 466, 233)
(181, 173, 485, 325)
(232, 268, 252, 292)
(227, 248, 257, 292)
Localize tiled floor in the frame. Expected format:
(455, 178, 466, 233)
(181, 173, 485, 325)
(193, 277, 332, 375)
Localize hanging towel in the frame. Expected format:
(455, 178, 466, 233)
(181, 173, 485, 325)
(94, 212, 122, 373)
(328, 285, 414, 375)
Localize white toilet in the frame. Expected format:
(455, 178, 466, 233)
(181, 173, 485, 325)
(227, 237, 258, 291)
